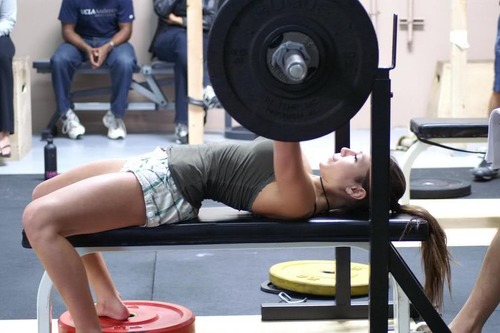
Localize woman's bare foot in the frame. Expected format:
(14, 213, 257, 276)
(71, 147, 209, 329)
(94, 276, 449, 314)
(95, 298, 130, 320)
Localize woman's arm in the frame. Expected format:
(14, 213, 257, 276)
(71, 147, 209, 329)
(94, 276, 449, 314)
(253, 141, 316, 219)
(163, 0, 218, 31)
(153, 0, 179, 18)
(202, 0, 218, 31)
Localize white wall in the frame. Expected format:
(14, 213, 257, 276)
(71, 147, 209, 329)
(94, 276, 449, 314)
(10, 0, 500, 134)
(351, 0, 498, 129)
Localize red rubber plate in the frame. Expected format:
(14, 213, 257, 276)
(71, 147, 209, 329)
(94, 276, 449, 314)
(58, 300, 195, 333)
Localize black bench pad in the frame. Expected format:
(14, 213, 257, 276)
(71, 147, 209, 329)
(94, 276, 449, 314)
(21, 207, 428, 249)
(410, 117, 488, 139)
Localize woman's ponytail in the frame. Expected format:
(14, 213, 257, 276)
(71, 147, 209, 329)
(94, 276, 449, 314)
(399, 204, 452, 313)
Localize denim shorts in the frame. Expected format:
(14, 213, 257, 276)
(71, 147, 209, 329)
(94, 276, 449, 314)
(494, 16, 500, 92)
(120, 147, 199, 227)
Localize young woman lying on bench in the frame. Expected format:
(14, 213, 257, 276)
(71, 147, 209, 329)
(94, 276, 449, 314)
(22, 138, 451, 333)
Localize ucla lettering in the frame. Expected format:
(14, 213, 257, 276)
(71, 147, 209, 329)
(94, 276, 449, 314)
(81, 8, 96, 15)
(80, 8, 117, 16)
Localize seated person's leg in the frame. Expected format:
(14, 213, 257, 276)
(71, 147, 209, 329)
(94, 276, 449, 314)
(202, 32, 221, 110)
(0, 36, 14, 157)
(104, 42, 137, 140)
(153, 27, 189, 144)
(50, 43, 86, 139)
(173, 55, 188, 144)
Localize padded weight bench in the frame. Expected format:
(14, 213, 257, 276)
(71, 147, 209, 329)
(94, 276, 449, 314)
(22, 206, 429, 333)
(32, 59, 176, 140)
(399, 117, 489, 204)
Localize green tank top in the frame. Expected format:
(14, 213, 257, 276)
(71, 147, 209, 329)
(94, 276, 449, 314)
(167, 138, 275, 211)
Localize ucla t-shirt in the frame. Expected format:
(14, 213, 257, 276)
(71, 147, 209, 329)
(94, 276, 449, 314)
(58, 0, 135, 39)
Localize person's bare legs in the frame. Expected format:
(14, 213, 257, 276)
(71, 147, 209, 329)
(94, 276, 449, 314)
(82, 254, 130, 320)
(449, 229, 500, 333)
(31, 159, 127, 199)
(33, 159, 131, 320)
(23, 160, 145, 332)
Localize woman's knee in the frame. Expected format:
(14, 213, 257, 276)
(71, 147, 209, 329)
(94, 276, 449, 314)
(22, 200, 55, 241)
(22, 202, 38, 234)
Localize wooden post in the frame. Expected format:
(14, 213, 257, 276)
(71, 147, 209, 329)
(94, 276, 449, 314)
(186, 0, 205, 144)
(449, 0, 468, 117)
(5, 56, 32, 161)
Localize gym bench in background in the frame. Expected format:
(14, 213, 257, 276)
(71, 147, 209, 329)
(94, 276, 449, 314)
(400, 117, 489, 204)
(32, 60, 176, 140)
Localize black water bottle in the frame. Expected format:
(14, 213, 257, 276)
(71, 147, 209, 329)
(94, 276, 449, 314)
(44, 136, 58, 180)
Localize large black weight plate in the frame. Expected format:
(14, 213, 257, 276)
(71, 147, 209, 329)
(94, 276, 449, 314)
(208, 0, 379, 141)
(410, 178, 471, 199)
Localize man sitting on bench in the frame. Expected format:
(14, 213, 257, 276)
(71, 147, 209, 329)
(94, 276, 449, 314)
(22, 137, 451, 333)
(50, 0, 137, 140)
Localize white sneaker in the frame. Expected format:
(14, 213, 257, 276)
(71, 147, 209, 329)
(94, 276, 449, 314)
(203, 85, 222, 109)
(61, 109, 85, 139)
(102, 110, 127, 139)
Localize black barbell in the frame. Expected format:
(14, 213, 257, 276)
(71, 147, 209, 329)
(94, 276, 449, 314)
(207, 0, 379, 142)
